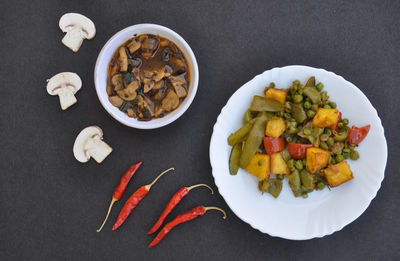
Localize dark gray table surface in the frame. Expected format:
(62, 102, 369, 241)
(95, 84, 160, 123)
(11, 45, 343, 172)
(1, 0, 399, 260)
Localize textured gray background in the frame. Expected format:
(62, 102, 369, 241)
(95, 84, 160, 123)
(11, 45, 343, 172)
(1, 0, 399, 260)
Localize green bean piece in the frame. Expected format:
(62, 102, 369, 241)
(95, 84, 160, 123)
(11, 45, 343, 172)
(343, 148, 350, 153)
(320, 141, 329, 150)
(250, 96, 284, 112)
(306, 110, 316, 118)
(321, 91, 328, 101)
(327, 137, 334, 146)
(303, 101, 312, 109)
(300, 170, 315, 192)
(291, 103, 307, 123)
(323, 104, 331, 109)
(239, 113, 268, 168)
(317, 182, 325, 190)
(229, 143, 242, 175)
(293, 93, 303, 103)
(316, 82, 324, 92)
(333, 130, 348, 141)
(312, 127, 324, 137)
(305, 76, 316, 87)
(311, 104, 319, 111)
(325, 128, 332, 136)
(320, 134, 329, 142)
(258, 179, 283, 198)
(243, 109, 252, 123)
(335, 154, 344, 163)
(350, 150, 360, 160)
(328, 101, 337, 108)
(227, 119, 256, 146)
(303, 128, 312, 135)
(293, 80, 301, 86)
(303, 86, 321, 104)
(342, 118, 349, 125)
(330, 157, 336, 164)
(295, 160, 303, 170)
(289, 170, 302, 197)
(343, 152, 350, 159)
(287, 159, 295, 170)
(280, 148, 291, 162)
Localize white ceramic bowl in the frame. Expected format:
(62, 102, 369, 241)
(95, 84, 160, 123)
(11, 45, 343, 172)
(94, 24, 199, 129)
(210, 65, 387, 240)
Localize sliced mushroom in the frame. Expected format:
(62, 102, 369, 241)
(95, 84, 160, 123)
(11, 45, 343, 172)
(111, 74, 123, 91)
(110, 62, 119, 76)
(152, 67, 165, 82)
(46, 72, 82, 110)
(161, 90, 179, 112)
(117, 80, 140, 101)
(170, 57, 185, 73)
(59, 13, 96, 53)
(164, 65, 173, 77)
(153, 80, 165, 90)
(108, 95, 124, 107)
(169, 74, 187, 98)
(143, 78, 155, 93)
(73, 126, 112, 163)
(174, 85, 187, 98)
(127, 39, 141, 54)
(118, 47, 128, 72)
(126, 108, 136, 118)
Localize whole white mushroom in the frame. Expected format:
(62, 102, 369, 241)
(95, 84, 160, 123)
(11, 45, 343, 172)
(59, 13, 96, 52)
(73, 126, 113, 163)
(46, 72, 82, 110)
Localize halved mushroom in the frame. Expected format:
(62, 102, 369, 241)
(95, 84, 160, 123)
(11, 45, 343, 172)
(143, 78, 155, 93)
(169, 74, 187, 98)
(161, 90, 179, 112)
(73, 126, 112, 163)
(111, 74, 123, 91)
(152, 67, 165, 82)
(59, 13, 96, 53)
(108, 95, 124, 107)
(117, 80, 140, 101)
(46, 72, 82, 110)
(127, 39, 141, 54)
(153, 80, 165, 90)
(118, 47, 128, 72)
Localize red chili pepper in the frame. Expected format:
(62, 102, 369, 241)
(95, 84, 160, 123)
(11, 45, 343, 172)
(148, 206, 226, 248)
(112, 167, 174, 231)
(329, 112, 342, 130)
(147, 184, 214, 235)
(348, 125, 371, 146)
(288, 143, 313, 159)
(263, 137, 285, 155)
(96, 161, 143, 232)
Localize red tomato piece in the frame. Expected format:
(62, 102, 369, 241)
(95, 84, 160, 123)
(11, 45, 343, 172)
(288, 143, 313, 159)
(348, 125, 371, 146)
(263, 137, 285, 155)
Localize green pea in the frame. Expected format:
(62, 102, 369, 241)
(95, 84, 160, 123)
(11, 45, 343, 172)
(335, 154, 344, 163)
(307, 110, 316, 118)
(321, 91, 328, 101)
(286, 136, 293, 143)
(316, 83, 324, 92)
(327, 137, 334, 146)
(311, 104, 319, 111)
(302, 193, 309, 199)
(295, 160, 303, 170)
(269, 82, 275, 88)
(328, 102, 337, 108)
(287, 159, 295, 170)
(323, 104, 331, 109)
(350, 150, 360, 160)
(303, 128, 312, 135)
(304, 101, 312, 109)
(343, 148, 350, 153)
(293, 80, 300, 85)
(293, 94, 303, 103)
(343, 152, 350, 159)
(342, 118, 349, 125)
(317, 182, 325, 190)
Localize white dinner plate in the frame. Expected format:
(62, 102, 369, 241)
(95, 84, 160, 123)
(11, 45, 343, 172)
(209, 65, 387, 240)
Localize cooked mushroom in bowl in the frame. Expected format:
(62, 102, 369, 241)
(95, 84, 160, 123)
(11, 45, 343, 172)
(106, 34, 190, 121)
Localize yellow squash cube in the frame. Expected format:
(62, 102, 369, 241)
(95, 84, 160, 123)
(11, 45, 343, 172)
(245, 153, 270, 180)
(265, 118, 286, 138)
(271, 152, 290, 175)
(323, 161, 353, 187)
(306, 147, 330, 173)
(312, 108, 340, 128)
(265, 88, 287, 104)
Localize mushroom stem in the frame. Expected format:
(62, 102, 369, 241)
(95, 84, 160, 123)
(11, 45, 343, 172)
(62, 28, 84, 52)
(58, 86, 77, 110)
(85, 138, 113, 163)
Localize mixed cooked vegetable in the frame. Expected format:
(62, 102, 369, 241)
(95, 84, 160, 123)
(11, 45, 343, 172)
(228, 77, 371, 198)
(107, 34, 190, 121)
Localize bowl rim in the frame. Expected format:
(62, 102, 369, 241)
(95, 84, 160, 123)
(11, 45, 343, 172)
(94, 23, 199, 129)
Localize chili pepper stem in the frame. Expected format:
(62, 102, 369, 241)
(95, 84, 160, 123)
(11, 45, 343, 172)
(96, 197, 117, 232)
(186, 184, 214, 194)
(203, 206, 227, 219)
(144, 168, 175, 191)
